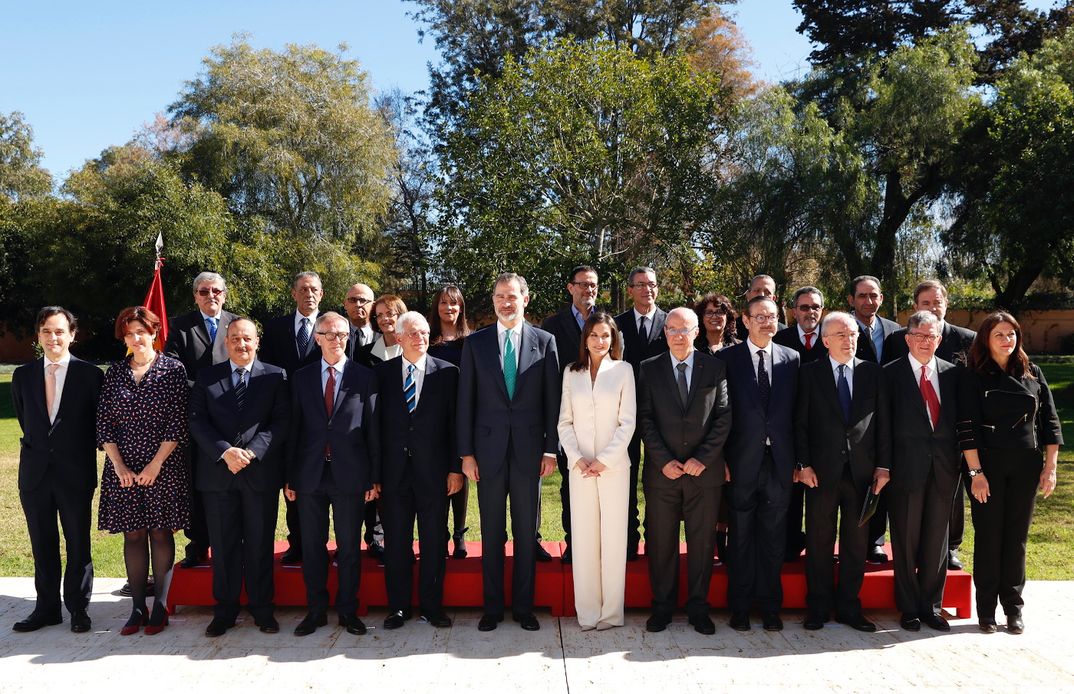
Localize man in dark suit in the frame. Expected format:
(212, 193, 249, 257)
(369, 312, 464, 630)
(717, 296, 800, 632)
(540, 264, 599, 564)
(165, 271, 238, 568)
(260, 270, 325, 565)
(734, 274, 787, 341)
(794, 312, 888, 632)
(188, 317, 290, 637)
(458, 272, 561, 632)
(343, 283, 377, 354)
(881, 279, 976, 570)
(879, 310, 962, 632)
(638, 307, 731, 635)
(284, 311, 375, 637)
(11, 307, 103, 633)
(773, 286, 828, 561)
(613, 266, 668, 559)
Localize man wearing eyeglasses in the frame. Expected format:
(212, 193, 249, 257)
(540, 265, 601, 564)
(717, 296, 800, 632)
(166, 272, 238, 569)
(614, 267, 669, 560)
(734, 275, 787, 341)
(343, 283, 376, 354)
(879, 310, 961, 632)
(284, 312, 376, 637)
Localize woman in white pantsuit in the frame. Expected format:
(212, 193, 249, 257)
(558, 312, 636, 630)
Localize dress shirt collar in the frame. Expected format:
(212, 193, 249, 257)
(670, 350, 695, 371)
(746, 337, 772, 358)
(798, 323, 817, 345)
(45, 353, 71, 369)
(200, 309, 222, 322)
(322, 355, 347, 374)
(229, 360, 254, 374)
(403, 354, 428, 373)
(633, 306, 657, 325)
(829, 355, 854, 373)
(295, 310, 319, 332)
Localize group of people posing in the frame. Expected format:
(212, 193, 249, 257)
(11, 266, 1062, 641)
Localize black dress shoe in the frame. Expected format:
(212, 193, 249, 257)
(117, 578, 154, 597)
(836, 614, 877, 633)
(900, 613, 921, 631)
(452, 542, 468, 559)
(979, 618, 997, 633)
(729, 611, 751, 631)
(761, 612, 783, 632)
(280, 548, 303, 566)
(257, 617, 280, 634)
(70, 610, 91, 633)
(383, 610, 408, 630)
(366, 540, 385, 560)
(340, 614, 367, 635)
(689, 615, 716, 635)
(921, 613, 950, 632)
(1006, 615, 1024, 634)
(293, 612, 327, 636)
(179, 554, 209, 569)
(420, 612, 452, 628)
(205, 617, 234, 637)
(947, 550, 963, 570)
(478, 614, 503, 631)
(561, 547, 572, 565)
(803, 613, 826, 631)
(866, 546, 888, 564)
(645, 614, 671, 632)
(13, 612, 62, 632)
(514, 613, 540, 631)
(534, 543, 552, 562)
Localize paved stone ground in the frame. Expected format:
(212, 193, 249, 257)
(1, 578, 1073, 693)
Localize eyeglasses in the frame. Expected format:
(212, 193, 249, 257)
(907, 332, 939, 343)
(631, 282, 658, 290)
(345, 297, 373, 306)
(403, 330, 430, 339)
(377, 312, 401, 320)
(196, 287, 225, 297)
(748, 314, 779, 324)
(703, 310, 727, 318)
(316, 331, 349, 342)
(796, 304, 822, 312)
(571, 282, 598, 290)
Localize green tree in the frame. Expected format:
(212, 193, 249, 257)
(436, 39, 734, 317)
(0, 111, 52, 202)
(168, 39, 397, 250)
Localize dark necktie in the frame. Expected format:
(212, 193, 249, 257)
(676, 361, 689, 407)
(404, 364, 416, 413)
(919, 364, 941, 429)
(837, 363, 852, 424)
(234, 367, 247, 412)
(324, 365, 336, 458)
(297, 317, 311, 356)
(757, 350, 770, 410)
(638, 315, 649, 344)
(863, 323, 873, 357)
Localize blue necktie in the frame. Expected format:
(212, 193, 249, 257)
(837, 364, 852, 424)
(297, 317, 311, 356)
(404, 364, 416, 413)
(206, 317, 218, 343)
(503, 332, 517, 399)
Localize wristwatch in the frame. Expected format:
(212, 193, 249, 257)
(967, 468, 985, 478)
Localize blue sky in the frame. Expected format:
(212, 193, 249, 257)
(0, 1, 1056, 181)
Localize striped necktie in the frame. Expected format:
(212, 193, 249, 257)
(404, 364, 416, 413)
(234, 367, 247, 412)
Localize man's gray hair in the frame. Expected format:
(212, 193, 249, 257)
(627, 266, 656, 285)
(314, 311, 346, 330)
(792, 286, 824, 306)
(293, 271, 322, 289)
(907, 310, 941, 332)
(493, 272, 529, 296)
(192, 272, 226, 292)
(395, 311, 430, 336)
(821, 311, 857, 336)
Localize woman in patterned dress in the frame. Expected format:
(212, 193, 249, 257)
(96, 306, 190, 635)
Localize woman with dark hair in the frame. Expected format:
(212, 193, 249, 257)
(694, 294, 739, 353)
(557, 311, 636, 630)
(96, 306, 190, 635)
(356, 295, 408, 368)
(427, 285, 472, 557)
(957, 312, 1062, 634)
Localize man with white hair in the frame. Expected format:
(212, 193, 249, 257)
(369, 311, 464, 630)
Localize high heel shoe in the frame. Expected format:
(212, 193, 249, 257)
(144, 602, 169, 635)
(120, 608, 148, 636)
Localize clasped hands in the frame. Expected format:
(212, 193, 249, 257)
(662, 458, 706, 480)
(575, 458, 608, 478)
(112, 459, 162, 488)
(222, 446, 256, 474)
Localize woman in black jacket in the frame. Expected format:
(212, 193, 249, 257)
(957, 312, 1062, 634)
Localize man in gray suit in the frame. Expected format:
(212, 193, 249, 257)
(458, 272, 561, 633)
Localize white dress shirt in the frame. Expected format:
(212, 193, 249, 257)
(43, 353, 71, 423)
(401, 354, 427, 409)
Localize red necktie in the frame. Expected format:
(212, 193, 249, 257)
(324, 366, 336, 458)
(919, 365, 940, 429)
(804, 332, 814, 350)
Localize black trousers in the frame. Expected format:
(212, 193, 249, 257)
(202, 477, 278, 622)
(184, 444, 210, 559)
(804, 465, 868, 619)
(556, 449, 572, 550)
(448, 478, 468, 540)
(785, 481, 806, 559)
(296, 465, 364, 617)
(888, 466, 958, 617)
(382, 480, 449, 615)
(970, 448, 1042, 618)
(19, 479, 93, 614)
(627, 431, 643, 550)
(476, 449, 540, 617)
(644, 475, 720, 618)
(727, 450, 790, 613)
(284, 494, 302, 554)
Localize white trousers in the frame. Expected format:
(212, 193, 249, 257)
(569, 465, 629, 628)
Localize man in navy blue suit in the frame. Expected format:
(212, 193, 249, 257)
(458, 272, 561, 632)
(717, 295, 800, 632)
(284, 311, 376, 637)
(369, 311, 463, 630)
(188, 317, 290, 637)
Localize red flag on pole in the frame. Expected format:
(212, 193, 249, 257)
(141, 233, 169, 351)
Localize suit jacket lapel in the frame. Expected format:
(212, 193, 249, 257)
(482, 327, 511, 401)
(655, 353, 685, 413)
(819, 360, 844, 422)
(413, 358, 438, 416)
(649, 309, 666, 347)
(28, 359, 51, 425)
(902, 361, 931, 425)
(683, 357, 705, 411)
(517, 324, 539, 383)
(849, 358, 871, 418)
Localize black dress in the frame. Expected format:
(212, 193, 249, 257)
(96, 353, 190, 533)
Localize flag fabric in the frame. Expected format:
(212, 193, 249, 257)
(141, 232, 169, 351)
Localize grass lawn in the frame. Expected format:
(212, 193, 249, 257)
(0, 366, 1069, 579)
